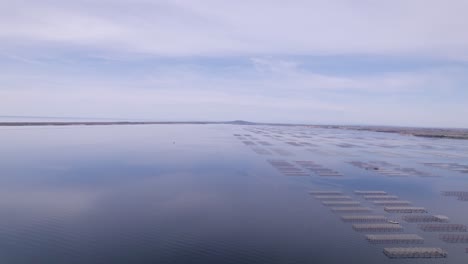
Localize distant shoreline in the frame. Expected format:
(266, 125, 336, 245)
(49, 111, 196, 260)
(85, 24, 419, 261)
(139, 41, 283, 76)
(0, 121, 214, 126)
(1, 121, 467, 140)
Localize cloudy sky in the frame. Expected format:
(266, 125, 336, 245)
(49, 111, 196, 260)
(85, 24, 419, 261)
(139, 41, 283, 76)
(1, 0, 468, 127)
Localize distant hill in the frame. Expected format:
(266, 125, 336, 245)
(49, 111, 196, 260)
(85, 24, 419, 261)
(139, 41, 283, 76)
(225, 120, 257, 125)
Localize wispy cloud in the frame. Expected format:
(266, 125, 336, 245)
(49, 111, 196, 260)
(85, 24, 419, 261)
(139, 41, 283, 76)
(1, 0, 468, 58)
(0, 0, 467, 127)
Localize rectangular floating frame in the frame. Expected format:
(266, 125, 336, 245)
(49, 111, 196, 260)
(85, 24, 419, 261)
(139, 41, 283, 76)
(419, 224, 467, 232)
(373, 201, 412, 206)
(439, 234, 468, 243)
(366, 234, 424, 244)
(354, 191, 388, 195)
(384, 207, 427, 213)
(322, 201, 361, 206)
(331, 207, 372, 213)
(402, 215, 449, 223)
(442, 191, 468, 197)
(314, 195, 352, 201)
(364, 195, 399, 200)
(341, 215, 388, 223)
(309, 191, 343, 195)
(353, 224, 403, 232)
(383, 247, 447, 258)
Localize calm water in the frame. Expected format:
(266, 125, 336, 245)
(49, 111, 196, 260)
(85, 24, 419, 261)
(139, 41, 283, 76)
(0, 124, 467, 263)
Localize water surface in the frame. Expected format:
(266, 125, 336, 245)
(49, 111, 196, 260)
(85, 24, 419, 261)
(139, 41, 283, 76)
(0, 124, 467, 263)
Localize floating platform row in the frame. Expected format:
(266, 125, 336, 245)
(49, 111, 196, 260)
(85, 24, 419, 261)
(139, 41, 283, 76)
(313, 195, 352, 201)
(270, 148, 294, 156)
(297, 142, 316, 146)
(257, 141, 272, 146)
(242, 140, 256, 146)
(373, 200, 411, 206)
(354, 190, 387, 195)
(352, 223, 403, 232)
(349, 161, 431, 177)
(251, 147, 272, 155)
(296, 160, 343, 176)
(310, 191, 343, 195)
(423, 162, 468, 173)
(419, 224, 467, 232)
(322, 201, 361, 206)
(366, 234, 424, 244)
(402, 215, 449, 223)
(267, 160, 308, 176)
(331, 207, 372, 213)
(286, 141, 304, 146)
(341, 215, 388, 223)
(383, 247, 447, 258)
(371, 168, 412, 177)
(440, 234, 468, 243)
(442, 191, 468, 201)
(314, 188, 453, 259)
(442, 191, 468, 197)
(384, 207, 427, 213)
(364, 195, 399, 201)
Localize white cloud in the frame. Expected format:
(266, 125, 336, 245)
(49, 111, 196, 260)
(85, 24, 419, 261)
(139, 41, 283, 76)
(1, 0, 468, 58)
(1, 57, 467, 127)
(1, 0, 467, 127)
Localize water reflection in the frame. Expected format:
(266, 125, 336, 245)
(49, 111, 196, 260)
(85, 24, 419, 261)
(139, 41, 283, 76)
(0, 125, 467, 263)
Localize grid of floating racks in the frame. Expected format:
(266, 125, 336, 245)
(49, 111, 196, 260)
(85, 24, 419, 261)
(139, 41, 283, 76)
(234, 133, 298, 157)
(341, 215, 388, 223)
(241, 140, 256, 146)
(309, 189, 451, 258)
(440, 234, 468, 243)
(348, 160, 433, 177)
(267, 160, 309, 176)
(251, 147, 272, 155)
(237, 129, 468, 258)
(357, 190, 468, 257)
(283, 141, 316, 147)
(364, 195, 399, 200)
(270, 148, 294, 156)
(257, 141, 273, 146)
(331, 207, 372, 213)
(314, 195, 352, 201)
(353, 191, 458, 258)
(366, 234, 424, 244)
(384, 207, 428, 213)
(402, 215, 449, 223)
(442, 191, 468, 202)
(322, 201, 361, 206)
(423, 162, 468, 174)
(353, 223, 403, 232)
(296, 161, 343, 176)
(373, 201, 412, 206)
(419, 224, 467, 232)
(383, 247, 447, 258)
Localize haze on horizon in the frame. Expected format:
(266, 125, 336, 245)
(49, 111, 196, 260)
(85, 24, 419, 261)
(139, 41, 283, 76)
(1, 0, 468, 128)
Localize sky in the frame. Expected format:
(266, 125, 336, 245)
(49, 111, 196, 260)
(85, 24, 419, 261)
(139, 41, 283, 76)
(1, 0, 468, 127)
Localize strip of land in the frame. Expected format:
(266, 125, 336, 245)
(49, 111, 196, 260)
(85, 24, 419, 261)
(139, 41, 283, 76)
(1, 121, 467, 140)
(312, 125, 468, 140)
